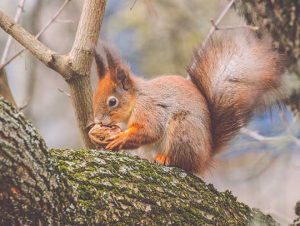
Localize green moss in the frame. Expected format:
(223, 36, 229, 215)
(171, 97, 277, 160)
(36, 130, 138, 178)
(49, 148, 278, 225)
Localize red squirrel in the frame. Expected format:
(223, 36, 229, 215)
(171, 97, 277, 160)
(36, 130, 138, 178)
(90, 32, 285, 174)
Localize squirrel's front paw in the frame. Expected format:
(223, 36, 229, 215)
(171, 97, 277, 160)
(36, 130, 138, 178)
(105, 132, 128, 151)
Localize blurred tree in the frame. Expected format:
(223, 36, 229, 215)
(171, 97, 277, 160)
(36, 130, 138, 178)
(105, 0, 227, 76)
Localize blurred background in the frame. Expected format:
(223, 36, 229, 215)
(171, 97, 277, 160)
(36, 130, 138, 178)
(0, 0, 299, 224)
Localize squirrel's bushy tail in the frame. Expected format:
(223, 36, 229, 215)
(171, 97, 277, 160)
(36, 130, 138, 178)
(187, 32, 286, 154)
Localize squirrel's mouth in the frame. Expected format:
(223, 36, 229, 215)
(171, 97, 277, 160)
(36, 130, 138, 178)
(93, 114, 115, 127)
(100, 121, 117, 127)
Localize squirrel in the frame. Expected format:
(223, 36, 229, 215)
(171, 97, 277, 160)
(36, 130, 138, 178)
(90, 32, 285, 174)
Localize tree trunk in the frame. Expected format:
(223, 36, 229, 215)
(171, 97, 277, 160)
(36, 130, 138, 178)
(236, 0, 300, 113)
(0, 97, 76, 225)
(0, 97, 281, 225)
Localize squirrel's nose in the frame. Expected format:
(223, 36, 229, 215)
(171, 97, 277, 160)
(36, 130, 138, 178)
(94, 115, 112, 126)
(94, 117, 102, 124)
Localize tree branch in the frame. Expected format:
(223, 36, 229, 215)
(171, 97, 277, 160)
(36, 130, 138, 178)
(69, 0, 106, 76)
(0, 0, 107, 147)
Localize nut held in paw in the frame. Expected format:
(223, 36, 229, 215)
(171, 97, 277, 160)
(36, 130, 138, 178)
(88, 124, 121, 147)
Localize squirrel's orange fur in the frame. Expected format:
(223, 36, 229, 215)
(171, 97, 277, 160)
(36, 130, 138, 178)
(91, 33, 285, 174)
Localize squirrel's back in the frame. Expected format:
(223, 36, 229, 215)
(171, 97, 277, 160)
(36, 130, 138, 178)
(187, 32, 285, 154)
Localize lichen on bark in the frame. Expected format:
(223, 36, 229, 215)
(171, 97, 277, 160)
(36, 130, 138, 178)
(49, 148, 279, 225)
(0, 97, 280, 225)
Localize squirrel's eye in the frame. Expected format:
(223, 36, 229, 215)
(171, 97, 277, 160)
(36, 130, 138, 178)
(107, 96, 119, 108)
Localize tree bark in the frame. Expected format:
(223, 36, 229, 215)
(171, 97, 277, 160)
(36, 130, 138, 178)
(0, 97, 76, 225)
(0, 97, 281, 225)
(235, 0, 300, 113)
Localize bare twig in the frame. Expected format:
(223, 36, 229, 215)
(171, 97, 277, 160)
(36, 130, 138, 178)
(241, 126, 300, 147)
(0, 0, 71, 70)
(210, 19, 259, 31)
(278, 111, 300, 146)
(130, 0, 138, 10)
(23, 0, 44, 114)
(0, 0, 26, 107)
(1, 0, 26, 65)
(19, 100, 29, 111)
(35, 0, 71, 39)
(55, 19, 74, 24)
(58, 88, 71, 97)
(0, 10, 68, 74)
(240, 128, 282, 142)
(201, 0, 235, 48)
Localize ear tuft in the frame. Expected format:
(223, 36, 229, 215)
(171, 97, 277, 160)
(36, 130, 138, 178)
(116, 68, 132, 90)
(92, 47, 106, 78)
(103, 46, 118, 72)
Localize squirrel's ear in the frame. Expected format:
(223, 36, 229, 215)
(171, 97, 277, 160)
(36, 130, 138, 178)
(103, 46, 132, 90)
(116, 67, 132, 91)
(92, 48, 106, 78)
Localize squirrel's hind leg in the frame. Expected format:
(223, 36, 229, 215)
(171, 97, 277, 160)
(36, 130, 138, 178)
(159, 111, 212, 174)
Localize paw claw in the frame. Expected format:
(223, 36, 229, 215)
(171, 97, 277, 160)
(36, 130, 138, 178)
(106, 133, 127, 151)
(155, 154, 170, 165)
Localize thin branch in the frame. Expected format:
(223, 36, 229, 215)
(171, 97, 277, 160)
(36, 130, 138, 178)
(278, 111, 300, 146)
(58, 88, 71, 97)
(19, 100, 29, 111)
(0, 9, 68, 77)
(0, 0, 26, 65)
(130, 0, 138, 10)
(241, 127, 300, 148)
(201, 0, 235, 48)
(22, 0, 44, 114)
(0, 0, 71, 70)
(55, 19, 74, 24)
(36, 0, 71, 39)
(241, 128, 284, 142)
